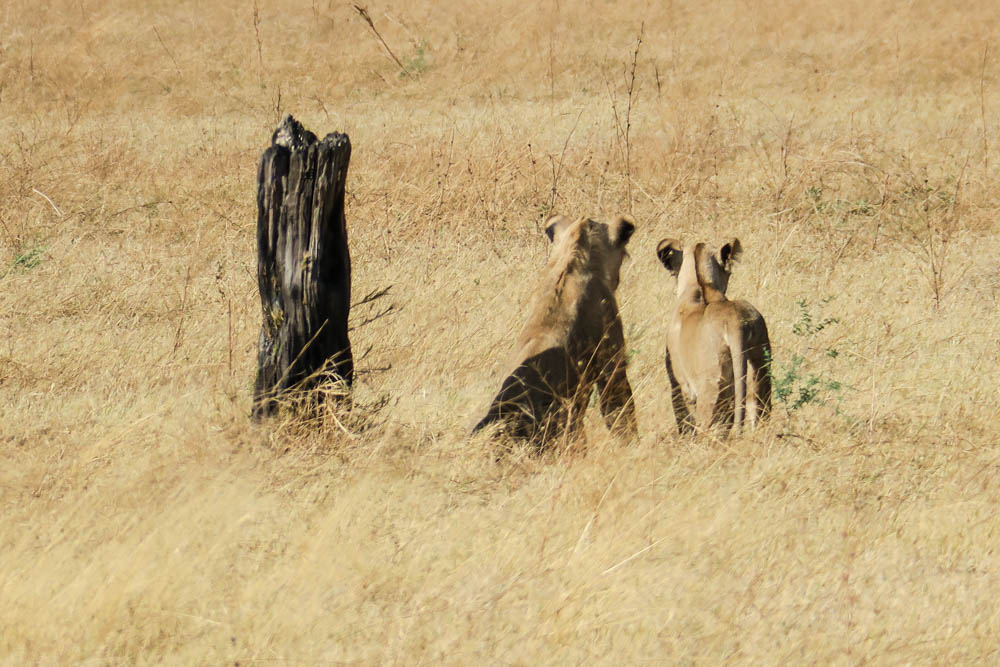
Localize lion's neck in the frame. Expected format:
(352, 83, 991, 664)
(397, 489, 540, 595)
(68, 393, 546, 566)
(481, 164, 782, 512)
(699, 283, 727, 304)
(693, 244, 729, 304)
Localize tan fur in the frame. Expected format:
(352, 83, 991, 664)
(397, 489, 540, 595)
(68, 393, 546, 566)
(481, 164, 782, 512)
(474, 214, 638, 447)
(656, 237, 772, 435)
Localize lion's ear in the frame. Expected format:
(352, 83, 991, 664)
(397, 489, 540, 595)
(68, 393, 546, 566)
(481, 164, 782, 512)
(656, 238, 684, 276)
(719, 238, 743, 270)
(544, 214, 568, 242)
(612, 214, 636, 247)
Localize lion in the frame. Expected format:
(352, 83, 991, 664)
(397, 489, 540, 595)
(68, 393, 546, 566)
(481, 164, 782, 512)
(655, 237, 771, 435)
(473, 214, 639, 447)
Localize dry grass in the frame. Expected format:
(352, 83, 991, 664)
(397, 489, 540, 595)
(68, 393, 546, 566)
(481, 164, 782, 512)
(3, 0, 1000, 662)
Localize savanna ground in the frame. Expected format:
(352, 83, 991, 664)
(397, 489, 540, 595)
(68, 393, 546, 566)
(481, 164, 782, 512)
(2, 0, 1000, 662)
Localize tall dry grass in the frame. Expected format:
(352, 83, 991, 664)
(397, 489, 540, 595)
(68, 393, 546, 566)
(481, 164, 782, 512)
(2, 0, 1000, 662)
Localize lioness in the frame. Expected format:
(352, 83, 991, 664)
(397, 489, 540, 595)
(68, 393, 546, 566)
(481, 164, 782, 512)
(656, 237, 771, 435)
(474, 214, 639, 446)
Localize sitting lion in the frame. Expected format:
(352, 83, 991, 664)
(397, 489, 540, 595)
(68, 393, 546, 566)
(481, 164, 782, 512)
(656, 237, 771, 435)
(474, 214, 639, 446)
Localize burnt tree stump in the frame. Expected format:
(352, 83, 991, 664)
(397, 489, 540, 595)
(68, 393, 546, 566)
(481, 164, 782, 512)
(253, 114, 353, 418)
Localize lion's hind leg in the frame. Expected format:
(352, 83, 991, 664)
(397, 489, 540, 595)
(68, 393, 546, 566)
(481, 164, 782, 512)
(728, 332, 747, 434)
(745, 357, 761, 429)
(694, 376, 723, 435)
(472, 371, 544, 440)
(475, 347, 579, 448)
(665, 347, 695, 435)
(749, 346, 772, 425)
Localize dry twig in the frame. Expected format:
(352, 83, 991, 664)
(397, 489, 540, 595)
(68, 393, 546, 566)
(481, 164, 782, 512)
(353, 5, 406, 73)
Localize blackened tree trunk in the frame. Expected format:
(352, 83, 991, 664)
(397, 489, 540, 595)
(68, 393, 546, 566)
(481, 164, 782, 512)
(253, 114, 353, 418)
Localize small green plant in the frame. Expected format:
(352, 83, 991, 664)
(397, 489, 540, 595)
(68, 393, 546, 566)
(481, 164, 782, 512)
(3, 243, 46, 278)
(769, 297, 847, 413)
(401, 40, 428, 77)
(846, 199, 874, 216)
(804, 185, 876, 217)
(790, 295, 839, 336)
(13, 245, 46, 270)
(769, 351, 843, 411)
(806, 185, 823, 205)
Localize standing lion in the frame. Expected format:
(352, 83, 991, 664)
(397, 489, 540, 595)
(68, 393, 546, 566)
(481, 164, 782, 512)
(473, 214, 639, 447)
(656, 237, 772, 435)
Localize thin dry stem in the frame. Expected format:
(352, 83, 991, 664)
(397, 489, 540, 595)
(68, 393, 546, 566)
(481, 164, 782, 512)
(353, 5, 406, 73)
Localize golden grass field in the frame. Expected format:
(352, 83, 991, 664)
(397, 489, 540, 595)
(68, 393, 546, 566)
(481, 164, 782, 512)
(3, 0, 1000, 662)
